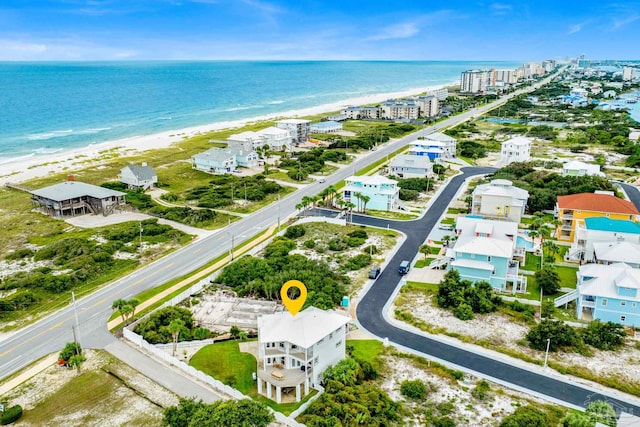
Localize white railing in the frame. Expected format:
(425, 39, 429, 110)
(429, 257, 449, 269)
(554, 290, 579, 307)
(122, 328, 306, 427)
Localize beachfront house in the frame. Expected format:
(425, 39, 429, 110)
(408, 141, 445, 161)
(31, 179, 126, 218)
(228, 146, 259, 168)
(276, 119, 311, 144)
(471, 179, 529, 223)
(567, 217, 640, 262)
(555, 192, 640, 242)
(256, 127, 293, 151)
(423, 132, 457, 158)
(562, 160, 604, 177)
(342, 106, 380, 120)
(342, 175, 399, 212)
(570, 263, 640, 325)
(380, 100, 420, 120)
(500, 136, 532, 165)
(227, 131, 265, 150)
(191, 148, 237, 174)
(310, 121, 342, 134)
(447, 216, 527, 293)
(119, 163, 158, 191)
(256, 307, 351, 403)
(389, 154, 433, 178)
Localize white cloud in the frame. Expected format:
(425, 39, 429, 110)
(367, 22, 419, 41)
(612, 14, 640, 29)
(567, 24, 582, 34)
(490, 3, 512, 15)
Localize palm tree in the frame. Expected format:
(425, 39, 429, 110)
(419, 244, 430, 262)
(112, 299, 129, 325)
(354, 192, 363, 213)
(345, 201, 355, 224)
(360, 194, 370, 214)
(127, 298, 140, 321)
(326, 185, 337, 208)
(168, 319, 185, 357)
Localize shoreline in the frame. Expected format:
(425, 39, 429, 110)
(0, 81, 457, 186)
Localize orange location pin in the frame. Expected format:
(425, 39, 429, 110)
(280, 280, 307, 317)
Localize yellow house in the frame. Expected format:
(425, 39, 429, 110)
(556, 192, 640, 242)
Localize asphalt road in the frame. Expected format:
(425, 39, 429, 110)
(353, 168, 640, 412)
(0, 72, 558, 382)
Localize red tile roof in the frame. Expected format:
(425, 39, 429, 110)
(557, 193, 639, 215)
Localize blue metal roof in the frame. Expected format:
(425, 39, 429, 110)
(584, 217, 640, 234)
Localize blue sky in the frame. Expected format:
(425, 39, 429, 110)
(0, 0, 639, 60)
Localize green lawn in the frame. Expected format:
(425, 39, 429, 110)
(348, 340, 385, 366)
(190, 340, 257, 395)
(555, 266, 578, 288)
(524, 253, 541, 271)
(364, 209, 418, 220)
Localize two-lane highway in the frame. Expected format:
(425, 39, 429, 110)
(0, 70, 560, 381)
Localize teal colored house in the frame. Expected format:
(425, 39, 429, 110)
(342, 175, 399, 212)
(447, 217, 526, 293)
(574, 263, 640, 325)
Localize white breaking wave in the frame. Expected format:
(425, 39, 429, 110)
(27, 129, 73, 141)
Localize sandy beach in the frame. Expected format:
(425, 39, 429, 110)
(0, 82, 456, 186)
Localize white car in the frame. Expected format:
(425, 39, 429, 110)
(318, 178, 326, 183)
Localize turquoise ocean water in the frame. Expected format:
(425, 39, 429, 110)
(0, 61, 522, 163)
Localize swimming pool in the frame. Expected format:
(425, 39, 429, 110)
(516, 235, 534, 249)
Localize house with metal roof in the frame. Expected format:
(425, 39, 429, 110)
(572, 263, 640, 325)
(119, 163, 158, 191)
(389, 154, 433, 178)
(30, 180, 126, 217)
(446, 216, 527, 293)
(471, 179, 529, 223)
(556, 191, 640, 242)
(310, 121, 342, 134)
(342, 175, 399, 211)
(593, 242, 640, 268)
(562, 160, 604, 177)
(500, 136, 532, 165)
(256, 307, 351, 403)
(191, 148, 237, 174)
(423, 132, 457, 158)
(568, 217, 640, 262)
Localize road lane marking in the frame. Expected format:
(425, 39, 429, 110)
(0, 320, 66, 357)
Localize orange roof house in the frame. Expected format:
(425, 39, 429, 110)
(555, 192, 639, 242)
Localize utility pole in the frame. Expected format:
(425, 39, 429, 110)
(244, 183, 247, 201)
(71, 291, 82, 349)
(543, 338, 551, 368)
(539, 287, 544, 319)
(139, 222, 143, 257)
(277, 194, 281, 233)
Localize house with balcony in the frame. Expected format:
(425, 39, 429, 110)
(555, 192, 640, 242)
(256, 307, 351, 403)
(423, 132, 457, 158)
(593, 242, 640, 268)
(471, 179, 529, 223)
(389, 154, 433, 178)
(562, 160, 604, 177)
(567, 217, 640, 262)
(446, 217, 527, 293)
(119, 163, 157, 191)
(276, 119, 311, 144)
(30, 179, 126, 218)
(342, 175, 399, 211)
(256, 127, 293, 151)
(310, 121, 342, 134)
(571, 263, 640, 325)
(191, 148, 237, 174)
(227, 131, 266, 150)
(500, 136, 532, 165)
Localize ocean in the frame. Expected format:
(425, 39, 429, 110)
(0, 60, 521, 163)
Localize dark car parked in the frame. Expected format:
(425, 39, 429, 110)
(368, 266, 381, 279)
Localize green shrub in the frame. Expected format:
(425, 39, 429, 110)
(362, 245, 378, 255)
(471, 380, 491, 400)
(284, 225, 306, 239)
(328, 237, 347, 251)
(59, 342, 82, 362)
(303, 239, 316, 249)
(400, 379, 428, 399)
(432, 416, 456, 427)
(345, 237, 365, 247)
(1, 405, 23, 425)
(453, 303, 474, 320)
(344, 254, 372, 271)
(5, 248, 34, 260)
(526, 319, 580, 352)
(347, 229, 368, 239)
(582, 320, 626, 351)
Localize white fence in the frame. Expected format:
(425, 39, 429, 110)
(122, 327, 306, 427)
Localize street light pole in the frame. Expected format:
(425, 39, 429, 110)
(139, 222, 143, 257)
(543, 338, 551, 368)
(539, 287, 544, 318)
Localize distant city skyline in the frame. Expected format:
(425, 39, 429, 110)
(1, 0, 639, 61)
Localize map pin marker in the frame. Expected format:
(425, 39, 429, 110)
(280, 280, 307, 317)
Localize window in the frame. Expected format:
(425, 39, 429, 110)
(487, 256, 492, 262)
(329, 332, 333, 339)
(336, 340, 342, 348)
(602, 299, 607, 306)
(621, 301, 627, 307)
(633, 303, 637, 309)
(621, 316, 627, 322)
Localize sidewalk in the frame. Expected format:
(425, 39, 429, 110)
(104, 340, 223, 403)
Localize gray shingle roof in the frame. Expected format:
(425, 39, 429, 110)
(124, 164, 157, 181)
